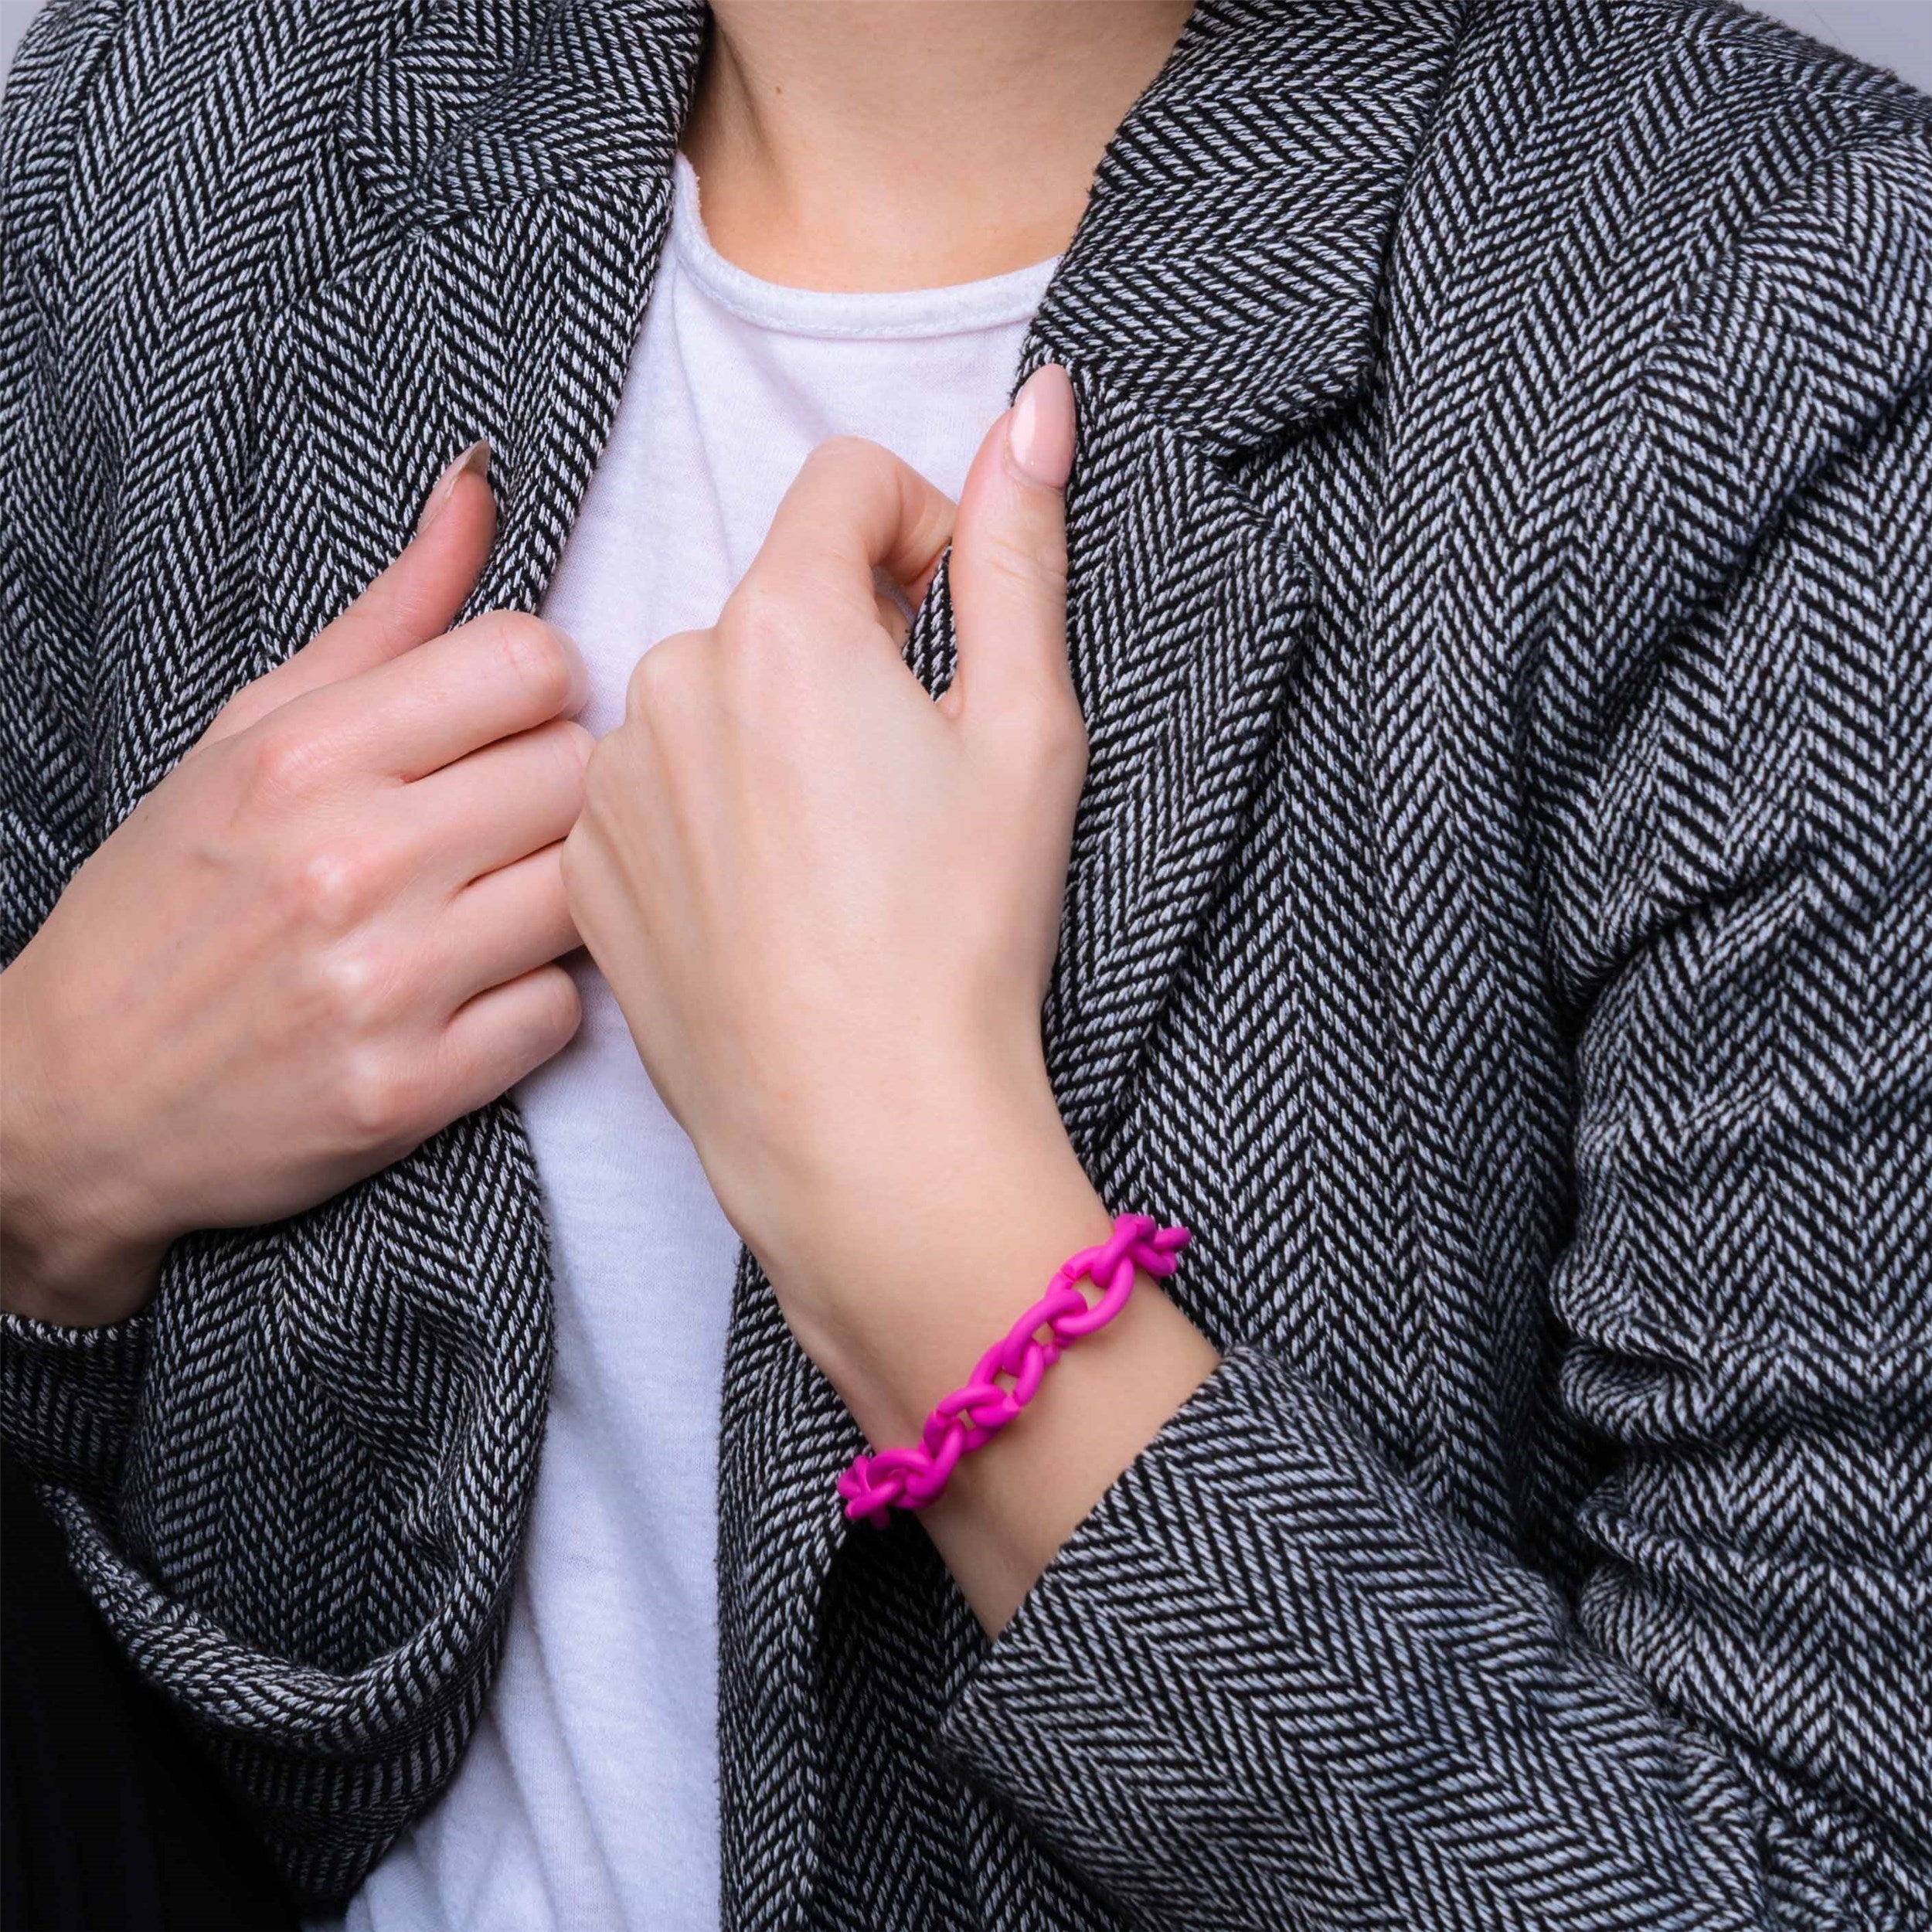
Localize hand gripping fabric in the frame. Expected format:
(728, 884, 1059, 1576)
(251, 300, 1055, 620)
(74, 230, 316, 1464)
(836, 1215, 1191, 1524)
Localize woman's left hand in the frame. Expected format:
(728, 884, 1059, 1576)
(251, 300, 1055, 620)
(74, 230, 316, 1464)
(564, 365, 1219, 1626)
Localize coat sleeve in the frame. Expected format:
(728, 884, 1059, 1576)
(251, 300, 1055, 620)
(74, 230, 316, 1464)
(935, 132, 1932, 1932)
(2, 0, 155, 1502)
(2, 1313, 151, 1499)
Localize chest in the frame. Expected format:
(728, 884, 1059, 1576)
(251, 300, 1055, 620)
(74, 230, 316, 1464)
(35, 168, 1591, 1692)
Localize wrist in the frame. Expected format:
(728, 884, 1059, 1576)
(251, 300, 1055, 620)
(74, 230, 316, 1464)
(818, 1158, 1117, 1451)
(814, 1179, 1221, 1633)
(1, 968, 167, 1327)
(922, 1274, 1218, 1630)
(747, 1060, 1109, 1436)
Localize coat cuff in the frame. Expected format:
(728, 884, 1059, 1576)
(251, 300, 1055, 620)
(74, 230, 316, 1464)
(2, 1306, 150, 1497)
(933, 1345, 1590, 1924)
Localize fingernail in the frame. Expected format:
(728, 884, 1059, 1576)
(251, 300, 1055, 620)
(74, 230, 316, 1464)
(415, 439, 492, 538)
(1006, 365, 1074, 490)
(559, 631, 592, 714)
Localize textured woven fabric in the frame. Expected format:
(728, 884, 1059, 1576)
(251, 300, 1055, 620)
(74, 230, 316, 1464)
(2, 0, 1929, 1926)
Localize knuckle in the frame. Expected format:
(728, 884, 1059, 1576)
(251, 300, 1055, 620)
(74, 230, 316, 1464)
(536, 718, 595, 799)
(577, 731, 618, 804)
(308, 939, 400, 1034)
(558, 822, 590, 903)
(1020, 687, 1089, 774)
(721, 583, 794, 655)
(206, 691, 257, 742)
(274, 842, 379, 934)
(624, 643, 667, 714)
(529, 967, 583, 1046)
(478, 968, 583, 1080)
(808, 434, 889, 478)
(238, 719, 337, 805)
(569, 748, 624, 860)
(554, 718, 597, 771)
(979, 523, 1068, 598)
(333, 1046, 430, 1148)
(625, 632, 698, 716)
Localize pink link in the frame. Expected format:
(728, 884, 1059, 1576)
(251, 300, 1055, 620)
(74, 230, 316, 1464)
(835, 1213, 1191, 1525)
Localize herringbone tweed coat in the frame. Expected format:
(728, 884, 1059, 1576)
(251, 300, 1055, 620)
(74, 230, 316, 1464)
(3, 0, 1930, 1925)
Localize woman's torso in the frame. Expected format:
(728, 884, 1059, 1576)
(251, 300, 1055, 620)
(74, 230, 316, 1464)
(5, 0, 1925, 1916)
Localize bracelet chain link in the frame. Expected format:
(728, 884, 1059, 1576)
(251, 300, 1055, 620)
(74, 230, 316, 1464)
(836, 1213, 1191, 1523)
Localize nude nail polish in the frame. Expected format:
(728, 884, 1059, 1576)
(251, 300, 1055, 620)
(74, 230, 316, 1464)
(1006, 366, 1075, 490)
(415, 439, 492, 538)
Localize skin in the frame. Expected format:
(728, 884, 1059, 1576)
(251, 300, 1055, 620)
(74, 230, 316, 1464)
(0, 1, 1216, 1634)
(683, 0, 1196, 290)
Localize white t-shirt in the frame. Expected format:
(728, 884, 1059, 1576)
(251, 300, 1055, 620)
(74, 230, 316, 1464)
(337, 157, 1054, 1932)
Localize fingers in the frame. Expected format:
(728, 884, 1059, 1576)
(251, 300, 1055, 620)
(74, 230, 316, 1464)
(738, 437, 956, 623)
(341, 442, 499, 665)
(440, 845, 580, 1004)
(946, 365, 1077, 730)
(437, 962, 583, 1116)
(407, 719, 594, 886)
(282, 609, 588, 781)
(205, 444, 497, 745)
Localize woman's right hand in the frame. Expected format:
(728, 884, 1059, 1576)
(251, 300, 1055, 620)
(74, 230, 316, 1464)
(1, 447, 591, 1328)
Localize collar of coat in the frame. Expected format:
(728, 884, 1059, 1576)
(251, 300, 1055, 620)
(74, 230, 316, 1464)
(342, 0, 1471, 459)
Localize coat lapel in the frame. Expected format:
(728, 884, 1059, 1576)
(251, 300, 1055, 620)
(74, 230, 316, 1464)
(1029, 0, 1471, 456)
(246, 0, 706, 672)
(1020, 0, 1475, 1156)
(1031, 396, 1309, 1158)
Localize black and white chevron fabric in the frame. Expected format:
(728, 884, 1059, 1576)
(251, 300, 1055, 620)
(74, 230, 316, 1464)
(4, 0, 1929, 1925)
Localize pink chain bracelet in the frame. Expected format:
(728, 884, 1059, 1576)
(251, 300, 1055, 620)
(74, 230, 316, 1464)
(835, 1213, 1190, 1525)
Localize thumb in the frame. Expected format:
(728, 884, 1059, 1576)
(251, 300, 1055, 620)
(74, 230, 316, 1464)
(945, 364, 1076, 727)
(202, 440, 498, 744)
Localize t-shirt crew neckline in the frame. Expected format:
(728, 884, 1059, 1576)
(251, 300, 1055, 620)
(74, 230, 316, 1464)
(671, 153, 1060, 339)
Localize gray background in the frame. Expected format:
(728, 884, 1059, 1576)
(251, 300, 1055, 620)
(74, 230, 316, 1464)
(1, 2, 1927, 148)
(1753, 0, 1930, 76)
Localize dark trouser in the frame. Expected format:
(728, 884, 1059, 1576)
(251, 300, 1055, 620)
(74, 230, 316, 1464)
(2, 1444, 298, 1932)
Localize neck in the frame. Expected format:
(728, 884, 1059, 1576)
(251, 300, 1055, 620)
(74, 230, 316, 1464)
(682, 1, 1194, 291)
